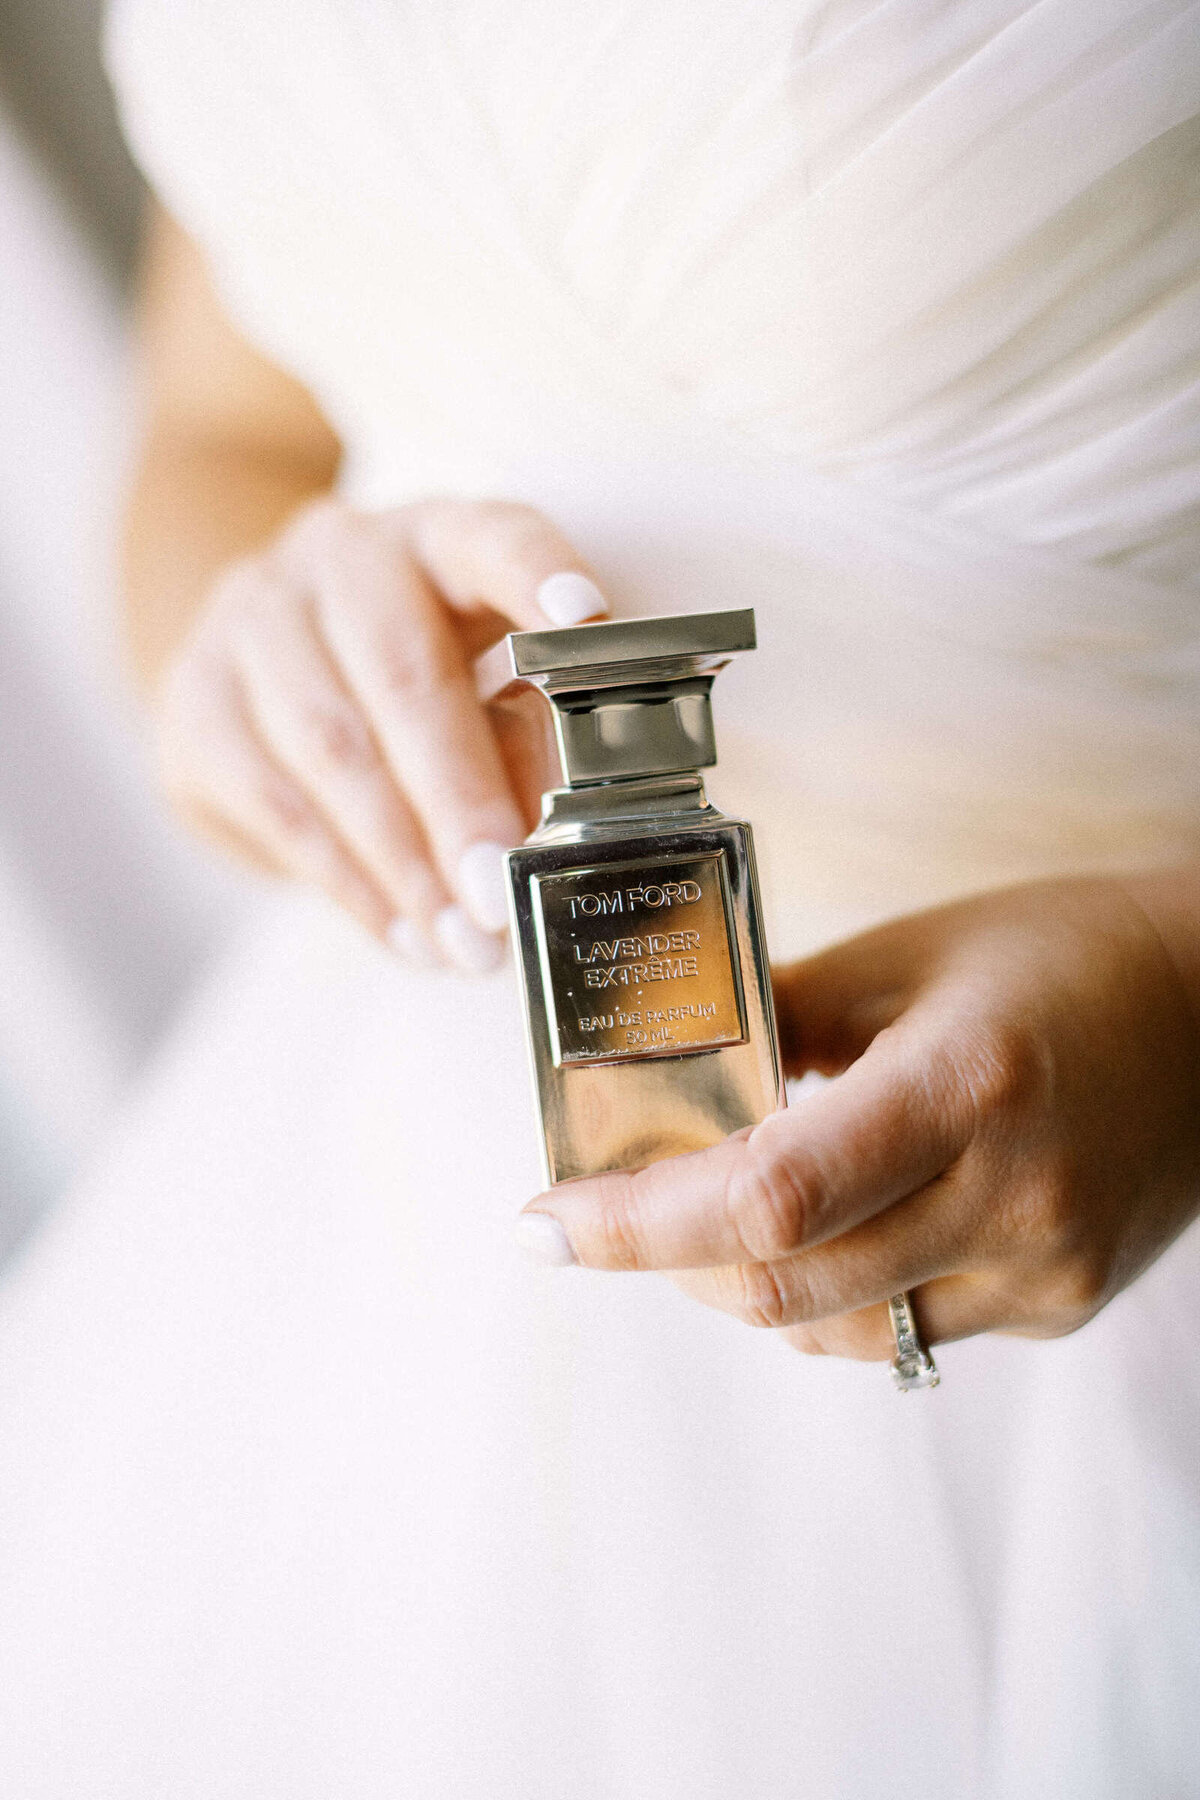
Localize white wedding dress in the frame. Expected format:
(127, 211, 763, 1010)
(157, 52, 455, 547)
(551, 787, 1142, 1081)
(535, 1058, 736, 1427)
(2, 3, 1199, 1794)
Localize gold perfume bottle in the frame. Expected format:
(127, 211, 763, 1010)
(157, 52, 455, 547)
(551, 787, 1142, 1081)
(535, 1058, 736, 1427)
(492, 609, 785, 1185)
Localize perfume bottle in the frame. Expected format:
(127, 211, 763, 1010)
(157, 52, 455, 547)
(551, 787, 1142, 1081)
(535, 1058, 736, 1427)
(491, 608, 785, 1186)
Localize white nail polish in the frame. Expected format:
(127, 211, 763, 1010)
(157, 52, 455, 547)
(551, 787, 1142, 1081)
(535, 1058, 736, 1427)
(386, 917, 440, 967)
(434, 904, 505, 976)
(457, 841, 513, 934)
(514, 1213, 576, 1266)
(536, 571, 608, 627)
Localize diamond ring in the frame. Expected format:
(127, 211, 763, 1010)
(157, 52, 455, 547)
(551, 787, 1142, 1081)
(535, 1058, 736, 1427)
(889, 1290, 940, 1391)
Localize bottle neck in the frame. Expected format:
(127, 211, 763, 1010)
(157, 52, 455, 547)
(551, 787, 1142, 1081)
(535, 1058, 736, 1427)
(531, 772, 716, 842)
(547, 676, 718, 786)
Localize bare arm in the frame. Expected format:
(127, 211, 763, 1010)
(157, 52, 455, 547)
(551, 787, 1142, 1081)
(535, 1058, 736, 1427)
(122, 205, 342, 693)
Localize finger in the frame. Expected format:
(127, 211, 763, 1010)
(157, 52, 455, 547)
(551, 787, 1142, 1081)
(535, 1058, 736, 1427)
(773, 914, 932, 1077)
(396, 497, 609, 634)
(179, 795, 440, 974)
(280, 501, 605, 952)
(781, 1271, 1020, 1360)
(228, 585, 448, 940)
(172, 794, 283, 876)
(160, 660, 395, 941)
(666, 1166, 977, 1330)
(306, 526, 522, 961)
(489, 684, 560, 834)
(519, 1014, 975, 1271)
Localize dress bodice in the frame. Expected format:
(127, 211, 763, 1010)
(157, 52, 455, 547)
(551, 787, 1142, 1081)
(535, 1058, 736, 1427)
(108, 0, 1200, 576)
(106, 0, 1200, 944)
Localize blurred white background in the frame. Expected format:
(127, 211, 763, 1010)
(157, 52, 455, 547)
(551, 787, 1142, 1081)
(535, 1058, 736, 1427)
(0, 1, 240, 1262)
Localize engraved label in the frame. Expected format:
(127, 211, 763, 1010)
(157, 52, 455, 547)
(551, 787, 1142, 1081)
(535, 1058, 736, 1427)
(531, 852, 746, 1065)
(569, 890, 624, 918)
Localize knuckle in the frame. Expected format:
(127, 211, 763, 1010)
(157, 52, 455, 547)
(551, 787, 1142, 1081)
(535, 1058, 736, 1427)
(950, 1016, 1052, 1127)
(731, 1261, 797, 1330)
(293, 701, 375, 772)
(325, 862, 381, 918)
(1005, 1158, 1084, 1268)
(590, 1176, 647, 1272)
(376, 632, 460, 707)
(1038, 1249, 1112, 1334)
(257, 774, 319, 841)
(988, 1160, 1111, 1337)
(726, 1132, 815, 1262)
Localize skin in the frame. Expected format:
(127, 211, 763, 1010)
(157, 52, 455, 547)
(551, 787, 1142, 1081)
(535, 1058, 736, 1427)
(526, 876, 1200, 1357)
(127, 208, 600, 967)
(130, 207, 1200, 1357)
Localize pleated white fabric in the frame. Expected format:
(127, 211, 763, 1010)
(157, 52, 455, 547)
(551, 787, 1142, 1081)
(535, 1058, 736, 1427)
(0, 4, 1198, 1793)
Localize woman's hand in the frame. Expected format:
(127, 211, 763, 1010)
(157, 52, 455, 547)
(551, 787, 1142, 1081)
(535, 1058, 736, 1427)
(519, 876, 1200, 1357)
(155, 496, 606, 969)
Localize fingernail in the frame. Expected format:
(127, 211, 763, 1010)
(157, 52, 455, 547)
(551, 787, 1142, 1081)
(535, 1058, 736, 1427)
(386, 916, 440, 967)
(536, 571, 608, 627)
(457, 841, 512, 934)
(434, 904, 505, 976)
(514, 1212, 576, 1266)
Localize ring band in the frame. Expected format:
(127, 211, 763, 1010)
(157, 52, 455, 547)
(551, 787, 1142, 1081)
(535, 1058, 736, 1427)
(889, 1291, 940, 1391)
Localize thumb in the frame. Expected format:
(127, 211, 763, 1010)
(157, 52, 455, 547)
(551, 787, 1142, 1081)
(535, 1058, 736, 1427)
(522, 1006, 974, 1272)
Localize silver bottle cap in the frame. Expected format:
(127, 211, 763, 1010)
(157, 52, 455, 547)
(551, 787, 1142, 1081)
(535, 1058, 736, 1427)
(480, 608, 756, 786)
